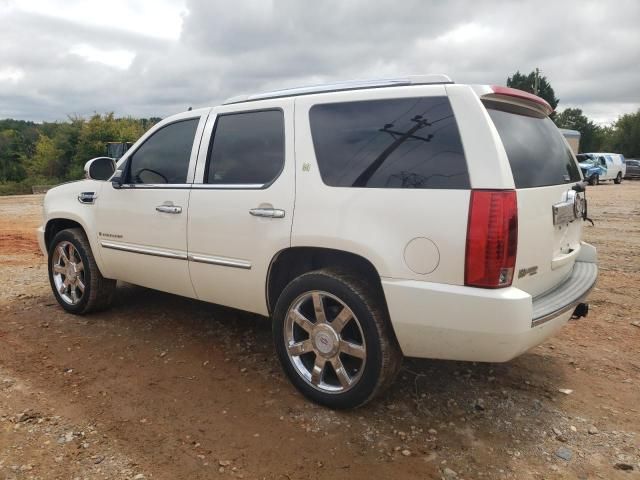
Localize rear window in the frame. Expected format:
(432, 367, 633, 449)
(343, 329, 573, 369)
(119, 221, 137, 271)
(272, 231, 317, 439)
(486, 103, 581, 188)
(309, 97, 469, 189)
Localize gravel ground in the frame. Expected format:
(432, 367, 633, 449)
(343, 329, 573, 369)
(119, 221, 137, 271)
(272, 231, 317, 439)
(0, 182, 639, 480)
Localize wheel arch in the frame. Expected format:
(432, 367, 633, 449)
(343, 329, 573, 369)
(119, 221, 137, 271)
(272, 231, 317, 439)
(45, 218, 86, 250)
(44, 215, 109, 277)
(266, 246, 387, 315)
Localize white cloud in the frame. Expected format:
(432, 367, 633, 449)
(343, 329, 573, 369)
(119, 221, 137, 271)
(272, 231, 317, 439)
(0, 0, 638, 123)
(0, 66, 24, 82)
(69, 44, 135, 70)
(10, 0, 186, 40)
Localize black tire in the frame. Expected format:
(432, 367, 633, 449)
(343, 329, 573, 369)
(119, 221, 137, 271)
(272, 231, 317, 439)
(614, 172, 622, 184)
(272, 268, 402, 409)
(48, 228, 116, 315)
(588, 174, 599, 186)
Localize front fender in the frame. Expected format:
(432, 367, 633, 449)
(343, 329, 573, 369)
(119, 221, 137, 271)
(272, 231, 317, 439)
(43, 180, 109, 276)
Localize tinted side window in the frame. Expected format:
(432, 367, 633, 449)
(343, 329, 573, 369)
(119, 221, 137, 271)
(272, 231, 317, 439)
(128, 118, 199, 184)
(309, 97, 469, 189)
(206, 110, 284, 185)
(486, 105, 581, 188)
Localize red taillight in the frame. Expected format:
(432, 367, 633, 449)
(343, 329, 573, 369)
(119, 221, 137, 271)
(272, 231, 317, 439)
(465, 190, 518, 288)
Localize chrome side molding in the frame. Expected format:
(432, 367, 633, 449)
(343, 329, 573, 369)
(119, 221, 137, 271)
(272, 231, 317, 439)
(188, 253, 252, 270)
(100, 241, 188, 260)
(100, 241, 251, 270)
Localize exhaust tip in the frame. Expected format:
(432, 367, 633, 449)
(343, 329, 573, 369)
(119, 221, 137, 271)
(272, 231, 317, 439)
(571, 303, 589, 319)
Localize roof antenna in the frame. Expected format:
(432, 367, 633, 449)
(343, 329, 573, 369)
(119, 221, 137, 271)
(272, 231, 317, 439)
(187, 106, 192, 111)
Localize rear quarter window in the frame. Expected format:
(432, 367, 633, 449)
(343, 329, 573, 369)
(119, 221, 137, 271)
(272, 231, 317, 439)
(309, 97, 469, 189)
(486, 103, 581, 188)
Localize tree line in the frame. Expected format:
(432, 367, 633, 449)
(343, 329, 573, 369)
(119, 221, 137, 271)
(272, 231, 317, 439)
(0, 114, 159, 195)
(1, 71, 639, 194)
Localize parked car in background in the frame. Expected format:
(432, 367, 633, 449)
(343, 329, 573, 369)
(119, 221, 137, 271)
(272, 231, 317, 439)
(577, 153, 626, 185)
(624, 159, 640, 179)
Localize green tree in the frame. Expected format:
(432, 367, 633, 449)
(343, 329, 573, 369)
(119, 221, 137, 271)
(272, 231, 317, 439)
(70, 113, 151, 177)
(29, 134, 63, 179)
(0, 130, 27, 182)
(507, 69, 560, 112)
(554, 108, 605, 153)
(0, 113, 157, 190)
(606, 109, 640, 158)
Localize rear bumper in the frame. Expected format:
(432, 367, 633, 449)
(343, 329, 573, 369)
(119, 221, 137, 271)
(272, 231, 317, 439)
(382, 256, 597, 362)
(531, 261, 597, 326)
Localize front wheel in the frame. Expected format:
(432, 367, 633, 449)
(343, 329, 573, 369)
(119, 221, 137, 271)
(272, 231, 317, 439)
(589, 174, 599, 186)
(614, 172, 622, 184)
(273, 269, 402, 409)
(48, 228, 116, 315)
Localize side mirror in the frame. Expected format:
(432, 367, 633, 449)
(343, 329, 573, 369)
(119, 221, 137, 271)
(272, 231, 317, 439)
(84, 157, 116, 181)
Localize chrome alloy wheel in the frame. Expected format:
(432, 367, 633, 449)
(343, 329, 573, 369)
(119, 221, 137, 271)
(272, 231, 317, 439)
(51, 241, 85, 305)
(284, 291, 366, 393)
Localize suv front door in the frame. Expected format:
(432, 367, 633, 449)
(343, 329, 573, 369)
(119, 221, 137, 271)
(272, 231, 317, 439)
(187, 99, 295, 315)
(95, 111, 209, 297)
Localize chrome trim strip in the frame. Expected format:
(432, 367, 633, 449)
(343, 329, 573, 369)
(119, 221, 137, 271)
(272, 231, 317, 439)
(77, 192, 97, 204)
(117, 183, 192, 189)
(249, 207, 286, 218)
(101, 241, 188, 260)
(188, 253, 251, 270)
(191, 183, 265, 190)
(100, 241, 251, 269)
(531, 285, 595, 327)
(115, 183, 267, 190)
(531, 261, 598, 327)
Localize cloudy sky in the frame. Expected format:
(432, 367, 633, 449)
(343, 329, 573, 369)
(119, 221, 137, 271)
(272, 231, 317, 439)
(1, 0, 638, 124)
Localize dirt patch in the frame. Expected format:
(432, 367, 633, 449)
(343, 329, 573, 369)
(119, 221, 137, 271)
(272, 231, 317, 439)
(0, 185, 639, 480)
(0, 232, 41, 256)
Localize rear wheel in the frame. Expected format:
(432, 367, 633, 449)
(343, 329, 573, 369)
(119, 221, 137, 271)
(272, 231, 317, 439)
(273, 269, 401, 409)
(614, 172, 622, 184)
(48, 228, 116, 315)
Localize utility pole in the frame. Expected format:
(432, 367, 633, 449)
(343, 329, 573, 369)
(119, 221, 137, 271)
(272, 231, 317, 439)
(352, 116, 432, 187)
(533, 68, 540, 95)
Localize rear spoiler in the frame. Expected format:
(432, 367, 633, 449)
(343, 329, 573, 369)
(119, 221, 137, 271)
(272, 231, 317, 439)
(481, 85, 553, 116)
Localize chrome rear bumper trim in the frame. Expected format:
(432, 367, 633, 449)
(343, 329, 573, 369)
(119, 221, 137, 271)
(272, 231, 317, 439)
(531, 261, 598, 327)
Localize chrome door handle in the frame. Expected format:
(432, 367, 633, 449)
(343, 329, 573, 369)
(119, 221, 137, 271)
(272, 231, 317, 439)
(249, 208, 285, 218)
(156, 205, 182, 214)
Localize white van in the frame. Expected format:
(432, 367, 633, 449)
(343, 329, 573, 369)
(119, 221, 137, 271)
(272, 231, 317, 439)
(578, 152, 626, 184)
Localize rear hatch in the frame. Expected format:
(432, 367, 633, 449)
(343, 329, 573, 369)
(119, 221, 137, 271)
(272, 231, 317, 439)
(483, 94, 585, 297)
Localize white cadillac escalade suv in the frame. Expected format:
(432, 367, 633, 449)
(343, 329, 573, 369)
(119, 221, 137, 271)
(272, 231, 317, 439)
(38, 75, 598, 408)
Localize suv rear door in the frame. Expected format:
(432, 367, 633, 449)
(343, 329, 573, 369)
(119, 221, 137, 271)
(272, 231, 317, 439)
(187, 98, 295, 315)
(483, 98, 585, 297)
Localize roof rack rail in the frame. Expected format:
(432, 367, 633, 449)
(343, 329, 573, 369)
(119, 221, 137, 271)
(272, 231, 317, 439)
(222, 74, 453, 105)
